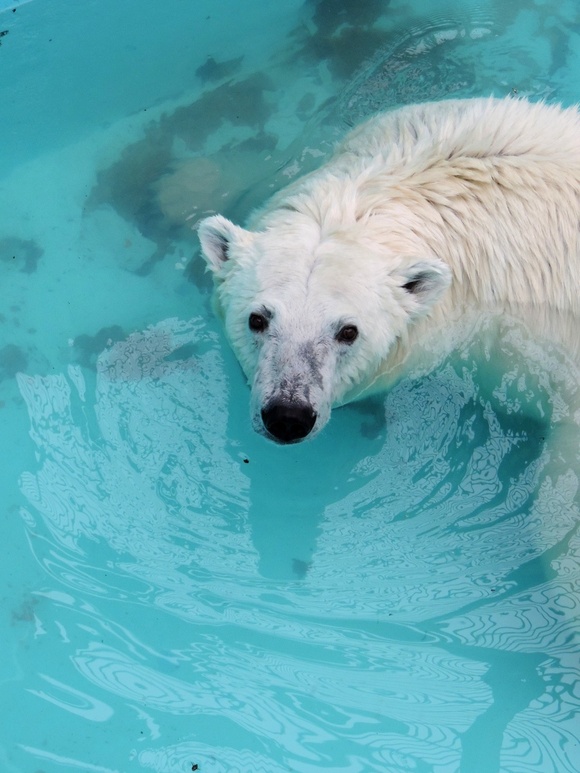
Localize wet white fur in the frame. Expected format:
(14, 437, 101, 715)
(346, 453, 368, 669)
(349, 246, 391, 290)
(198, 97, 580, 439)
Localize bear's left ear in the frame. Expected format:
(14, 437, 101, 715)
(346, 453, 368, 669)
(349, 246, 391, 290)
(397, 258, 452, 315)
(197, 215, 249, 278)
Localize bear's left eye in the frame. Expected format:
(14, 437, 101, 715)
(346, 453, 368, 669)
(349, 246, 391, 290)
(336, 325, 359, 344)
(249, 312, 269, 333)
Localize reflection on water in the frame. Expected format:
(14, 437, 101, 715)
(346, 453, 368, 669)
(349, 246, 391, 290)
(13, 312, 580, 772)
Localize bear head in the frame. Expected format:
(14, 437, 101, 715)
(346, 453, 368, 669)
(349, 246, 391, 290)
(198, 211, 451, 444)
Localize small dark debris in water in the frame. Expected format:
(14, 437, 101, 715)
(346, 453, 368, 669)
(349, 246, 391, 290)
(191, 765, 199, 771)
(73, 325, 126, 370)
(0, 237, 44, 273)
(0, 29, 8, 44)
(243, 458, 249, 464)
(0, 344, 27, 381)
(195, 54, 244, 82)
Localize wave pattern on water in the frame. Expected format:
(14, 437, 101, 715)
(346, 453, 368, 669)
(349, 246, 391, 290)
(12, 310, 580, 771)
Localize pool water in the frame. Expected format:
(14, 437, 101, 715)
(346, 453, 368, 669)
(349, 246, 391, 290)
(1, 0, 579, 771)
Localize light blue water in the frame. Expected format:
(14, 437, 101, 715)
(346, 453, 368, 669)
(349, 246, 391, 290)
(1, 1, 580, 771)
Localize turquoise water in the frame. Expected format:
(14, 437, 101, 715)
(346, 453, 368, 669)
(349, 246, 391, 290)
(1, 0, 580, 771)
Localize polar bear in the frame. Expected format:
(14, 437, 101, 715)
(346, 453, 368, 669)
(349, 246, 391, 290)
(198, 97, 580, 444)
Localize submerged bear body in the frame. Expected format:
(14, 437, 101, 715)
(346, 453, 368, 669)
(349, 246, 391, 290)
(198, 98, 580, 443)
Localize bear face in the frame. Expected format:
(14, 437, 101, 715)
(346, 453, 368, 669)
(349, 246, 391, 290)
(198, 212, 451, 443)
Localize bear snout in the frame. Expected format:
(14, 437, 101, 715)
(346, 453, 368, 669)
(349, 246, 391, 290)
(261, 400, 317, 444)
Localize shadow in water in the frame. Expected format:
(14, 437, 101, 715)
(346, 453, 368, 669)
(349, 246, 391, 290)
(457, 646, 547, 773)
(225, 372, 387, 579)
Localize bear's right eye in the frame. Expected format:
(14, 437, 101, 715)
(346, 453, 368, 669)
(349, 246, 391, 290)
(336, 325, 359, 344)
(249, 312, 269, 333)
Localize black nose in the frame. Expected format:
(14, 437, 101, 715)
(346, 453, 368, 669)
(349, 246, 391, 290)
(261, 401, 317, 444)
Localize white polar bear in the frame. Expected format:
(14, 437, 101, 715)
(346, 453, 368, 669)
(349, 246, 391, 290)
(198, 97, 580, 444)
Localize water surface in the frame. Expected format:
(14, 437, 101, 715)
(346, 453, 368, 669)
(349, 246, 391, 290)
(0, 0, 579, 771)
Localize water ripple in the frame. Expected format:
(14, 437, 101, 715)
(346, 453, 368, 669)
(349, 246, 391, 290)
(15, 311, 580, 770)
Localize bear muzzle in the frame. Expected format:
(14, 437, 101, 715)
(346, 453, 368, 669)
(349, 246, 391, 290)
(260, 399, 317, 444)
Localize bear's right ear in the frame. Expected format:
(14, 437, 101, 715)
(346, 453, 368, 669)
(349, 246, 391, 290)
(197, 215, 247, 278)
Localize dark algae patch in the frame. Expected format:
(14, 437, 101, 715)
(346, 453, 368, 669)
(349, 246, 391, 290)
(73, 325, 127, 370)
(0, 237, 44, 273)
(85, 73, 278, 278)
(159, 73, 275, 149)
(291, 0, 391, 78)
(195, 54, 244, 83)
(0, 344, 27, 381)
